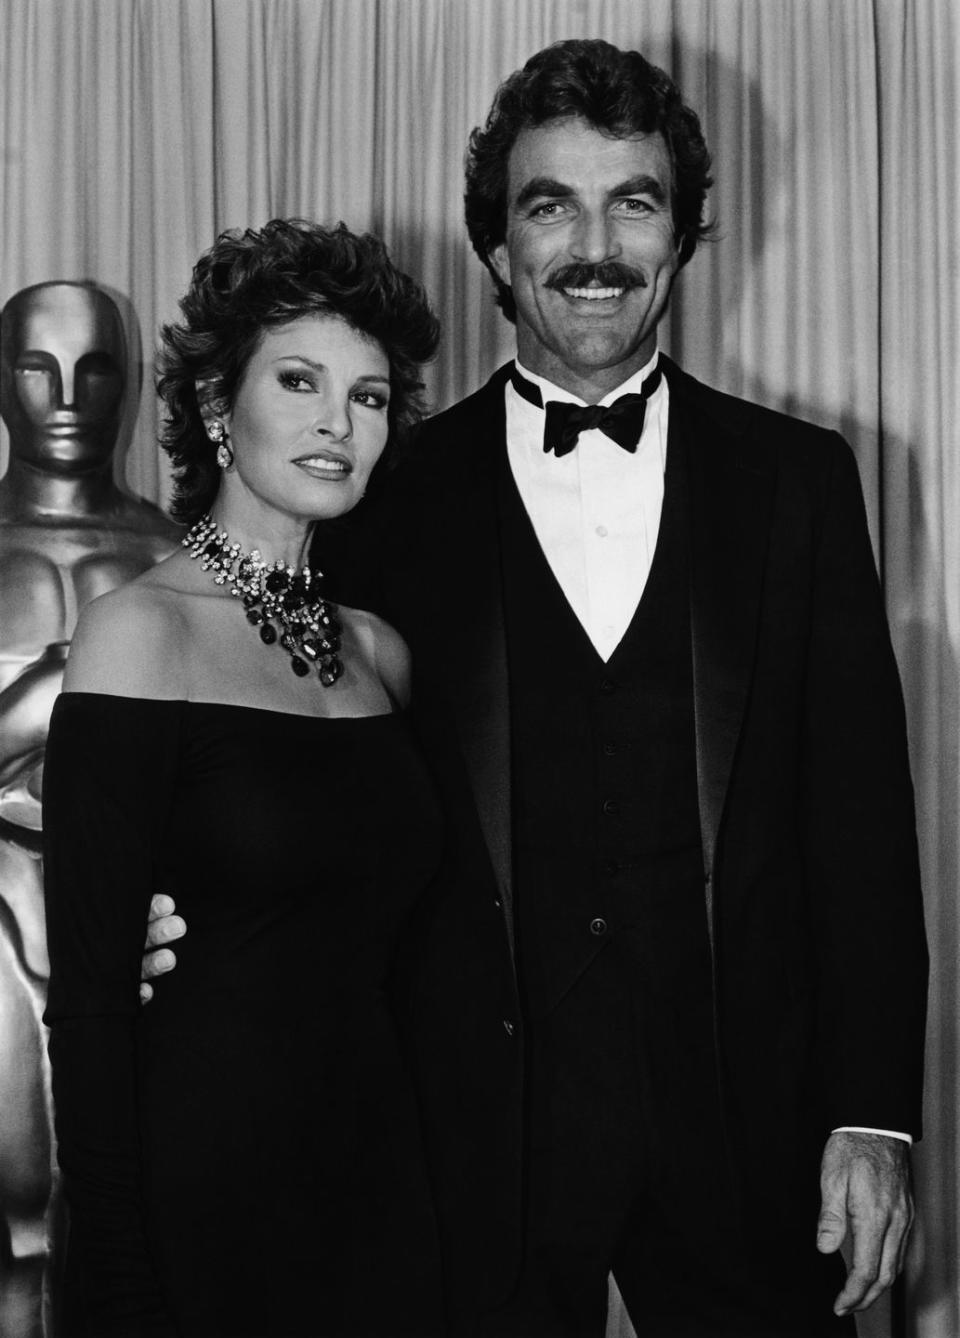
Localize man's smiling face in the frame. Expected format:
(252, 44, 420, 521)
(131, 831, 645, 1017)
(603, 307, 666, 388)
(489, 117, 680, 401)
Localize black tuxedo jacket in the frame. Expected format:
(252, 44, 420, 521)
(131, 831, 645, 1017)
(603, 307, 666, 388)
(327, 356, 928, 1310)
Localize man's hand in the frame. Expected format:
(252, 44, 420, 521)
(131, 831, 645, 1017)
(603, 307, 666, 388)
(817, 1130, 914, 1316)
(139, 893, 186, 1003)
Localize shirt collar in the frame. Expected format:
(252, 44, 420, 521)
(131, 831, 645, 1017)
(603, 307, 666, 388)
(512, 347, 661, 409)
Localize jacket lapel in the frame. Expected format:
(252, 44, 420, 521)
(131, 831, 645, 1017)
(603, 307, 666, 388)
(665, 360, 777, 949)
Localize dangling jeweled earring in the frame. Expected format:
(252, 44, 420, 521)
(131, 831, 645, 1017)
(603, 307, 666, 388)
(207, 419, 233, 468)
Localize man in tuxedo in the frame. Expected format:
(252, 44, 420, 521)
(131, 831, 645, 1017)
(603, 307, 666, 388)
(144, 39, 927, 1337)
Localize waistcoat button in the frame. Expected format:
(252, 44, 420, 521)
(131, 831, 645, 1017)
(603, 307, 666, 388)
(599, 678, 616, 695)
(601, 797, 619, 816)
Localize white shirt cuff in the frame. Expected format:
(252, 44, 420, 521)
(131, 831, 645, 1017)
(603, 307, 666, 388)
(832, 1125, 913, 1145)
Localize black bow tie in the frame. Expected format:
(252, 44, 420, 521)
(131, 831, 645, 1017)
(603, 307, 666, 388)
(509, 360, 663, 458)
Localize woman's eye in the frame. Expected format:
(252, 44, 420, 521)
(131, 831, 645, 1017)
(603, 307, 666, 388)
(351, 389, 389, 410)
(278, 371, 313, 391)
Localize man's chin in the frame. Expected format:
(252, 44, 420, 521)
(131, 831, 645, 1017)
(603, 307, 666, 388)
(555, 332, 651, 379)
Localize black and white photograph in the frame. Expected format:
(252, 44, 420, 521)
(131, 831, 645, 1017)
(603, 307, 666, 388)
(0, 3, 957, 1337)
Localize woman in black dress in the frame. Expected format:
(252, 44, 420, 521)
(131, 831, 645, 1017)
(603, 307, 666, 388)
(42, 219, 443, 1337)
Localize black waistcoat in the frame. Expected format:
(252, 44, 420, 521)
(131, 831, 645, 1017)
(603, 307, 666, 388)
(499, 436, 710, 1019)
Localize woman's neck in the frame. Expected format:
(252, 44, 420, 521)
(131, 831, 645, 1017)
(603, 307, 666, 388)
(205, 505, 313, 572)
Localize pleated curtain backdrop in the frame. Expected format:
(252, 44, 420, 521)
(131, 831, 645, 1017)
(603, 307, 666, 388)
(1, 2, 957, 1336)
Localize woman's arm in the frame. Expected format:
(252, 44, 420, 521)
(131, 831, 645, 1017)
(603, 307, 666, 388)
(43, 597, 184, 1334)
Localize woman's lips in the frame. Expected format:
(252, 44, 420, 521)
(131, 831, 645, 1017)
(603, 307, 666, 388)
(293, 453, 352, 479)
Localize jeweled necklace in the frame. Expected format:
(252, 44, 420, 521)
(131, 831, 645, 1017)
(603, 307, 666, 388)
(183, 514, 344, 686)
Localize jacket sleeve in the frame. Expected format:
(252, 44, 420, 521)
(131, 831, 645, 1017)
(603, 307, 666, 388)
(801, 436, 928, 1138)
(43, 693, 181, 1335)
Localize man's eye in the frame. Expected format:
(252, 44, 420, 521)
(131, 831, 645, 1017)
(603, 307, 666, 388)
(530, 202, 564, 219)
(619, 198, 654, 213)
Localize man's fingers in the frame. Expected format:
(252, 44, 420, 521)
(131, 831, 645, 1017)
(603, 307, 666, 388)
(147, 893, 176, 922)
(895, 1200, 916, 1274)
(139, 981, 154, 1005)
(816, 1150, 849, 1256)
(816, 1202, 847, 1254)
(144, 913, 186, 949)
(857, 1200, 914, 1312)
(854, 1215, 909, 1313)
(833, 1213, 885, 1314)
(142, 946, 177, 979)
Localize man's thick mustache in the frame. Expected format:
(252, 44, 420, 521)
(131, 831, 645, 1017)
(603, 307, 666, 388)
(544, 262, 647, 291)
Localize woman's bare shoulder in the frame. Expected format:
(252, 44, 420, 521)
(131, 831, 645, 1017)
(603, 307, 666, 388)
(64, 580, 189, 698)
(345, 607, 412, 708)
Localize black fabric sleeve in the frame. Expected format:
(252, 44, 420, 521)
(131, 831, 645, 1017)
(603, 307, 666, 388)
(42, 693, 182, 1336)
(801, 437, 929, 1138)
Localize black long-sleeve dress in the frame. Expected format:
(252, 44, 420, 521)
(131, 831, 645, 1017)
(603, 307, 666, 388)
(43, 693, 445, 1338)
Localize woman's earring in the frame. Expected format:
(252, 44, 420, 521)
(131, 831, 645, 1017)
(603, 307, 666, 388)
(207, 420, 233, 468)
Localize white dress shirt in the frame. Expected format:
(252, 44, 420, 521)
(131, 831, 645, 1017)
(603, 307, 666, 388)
(502, 349, 910, 1147)
(505, 349, 666, 663)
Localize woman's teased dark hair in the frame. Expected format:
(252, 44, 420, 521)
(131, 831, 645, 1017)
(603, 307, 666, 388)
(157, 218, 440, 522)
(464, 39, 715, 320)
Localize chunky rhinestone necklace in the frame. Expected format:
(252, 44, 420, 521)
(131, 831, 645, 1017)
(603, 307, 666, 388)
(183, 514, 344, 686)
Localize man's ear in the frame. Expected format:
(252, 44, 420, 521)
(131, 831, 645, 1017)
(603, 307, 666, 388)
(488, 242, 512, 287)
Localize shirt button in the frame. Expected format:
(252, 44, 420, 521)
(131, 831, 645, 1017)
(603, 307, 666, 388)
(601, 797, 619, 816)
(590, 917, 608, 936)
(595, 524, 608, 538)
(503, 1019, 516, 1037)
(600, 679, 616, 695)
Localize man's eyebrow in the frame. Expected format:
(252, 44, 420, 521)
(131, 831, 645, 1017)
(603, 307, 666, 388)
(514, 177, 575, 209)
(612, 174, 669, 204)
(513, 173, 670, 211)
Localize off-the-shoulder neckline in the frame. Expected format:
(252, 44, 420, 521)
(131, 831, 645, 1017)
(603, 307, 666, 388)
(55, 691, 402, 724)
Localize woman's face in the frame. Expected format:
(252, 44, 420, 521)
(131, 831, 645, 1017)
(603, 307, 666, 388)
(213, 312, 391, 524)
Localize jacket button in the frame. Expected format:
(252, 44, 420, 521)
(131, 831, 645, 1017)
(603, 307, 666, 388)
(502, 1019, 516, 1037)
(589, 917, 608, 936)
(600, 859, 618, 876)
(601, 797, 619, 816)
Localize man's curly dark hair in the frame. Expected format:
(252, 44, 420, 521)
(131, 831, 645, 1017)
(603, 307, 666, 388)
(157, 218, 440, 523)
(464, 39, 714, 321)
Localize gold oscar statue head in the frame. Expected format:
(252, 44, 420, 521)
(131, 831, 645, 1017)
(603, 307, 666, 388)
(1, 281, 127, 477)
